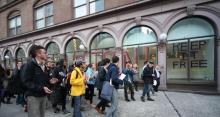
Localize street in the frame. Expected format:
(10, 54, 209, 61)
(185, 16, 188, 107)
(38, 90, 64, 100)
(0, 90, 220, 117)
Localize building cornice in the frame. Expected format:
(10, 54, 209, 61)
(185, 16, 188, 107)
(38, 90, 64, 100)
(0, 0, 25, 12)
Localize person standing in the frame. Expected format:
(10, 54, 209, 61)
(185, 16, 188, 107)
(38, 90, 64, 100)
(153, 65, 161, 92)
(132, 64, 139, 91)
(85, 63, 96, 107)
(23, 45, 58, 117)
(70, 60, 86, 117)
(141, 61, 155, 102)
(95, 58, 111, 114)
(51, 59, 70, 114)
(122, 61, 135, 102)
(0, 65, 5, 106)
(12, 60, 25, 106)
(105, 56, 123, 117)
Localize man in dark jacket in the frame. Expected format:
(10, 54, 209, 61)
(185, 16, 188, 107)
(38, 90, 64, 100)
(51, 59, 70, 114)
(141, 61, 155, 102)
(12, 60, 25, 106)
(105, 56, 123, 117)
(122, 61, 135, 102)
(22, 45, 58, 117)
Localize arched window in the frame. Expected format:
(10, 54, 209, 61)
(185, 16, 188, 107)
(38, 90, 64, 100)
(4, 50, 13, 68)
(16, 48, 26, 63)
(46, 42, 60, 61)
(65, 38, 86, 66)
(8, 10, 21, 36)
(167, 17, 215, 81)
(123, 26, 157, 79)
(90, 32, 116, 64)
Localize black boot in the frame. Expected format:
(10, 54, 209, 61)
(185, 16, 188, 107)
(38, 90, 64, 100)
(125, 98, 130, 102)
(147, 97, 154, 101)
(131, 97, 136, 101)
(141, 96, 145, 102)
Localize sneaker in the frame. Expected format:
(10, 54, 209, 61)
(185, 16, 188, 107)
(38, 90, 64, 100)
(131, 98, 136, 101)
(141, 96, 145, 102)
(147, 98, 154, 101)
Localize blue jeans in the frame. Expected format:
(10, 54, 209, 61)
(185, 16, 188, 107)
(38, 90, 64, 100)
(73, 96, 82, 117)
(105, 88, 118, 117)
(142, 83, 153, 97)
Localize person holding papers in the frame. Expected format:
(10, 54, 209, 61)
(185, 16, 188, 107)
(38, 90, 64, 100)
(105, 56, 123, 117)
(122, 61, 135, 102)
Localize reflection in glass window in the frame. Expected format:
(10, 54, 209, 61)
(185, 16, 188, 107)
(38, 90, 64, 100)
(75, 5, 87, 18)
(46, 42, 60, 61)
(73, 0, 104, 18)
(65, 39, 86, 66)
(90, 33, 116, 64)
(124, 26, 157, 46)
(167, 18, 214, 40)
(91, 33, 115, 49)
(16, 48, 26, 62)
(123, 26, 157, 80)
(90, 0, 104, 14)
(74, 0, 86, 7)
(35, 3, 53, 29)
(9, 16, 21, 36)
(4, 50, 13, 68)
(167, 18, 215, 81)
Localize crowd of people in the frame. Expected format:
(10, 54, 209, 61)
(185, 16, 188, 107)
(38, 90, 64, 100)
(0, 45, 162, 117)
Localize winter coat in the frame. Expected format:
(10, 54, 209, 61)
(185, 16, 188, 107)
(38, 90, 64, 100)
(142, 66, 155, 84)
(70, 67, 86, 96)
(107, 63, 123, 89)
(22, 59, 50, 97)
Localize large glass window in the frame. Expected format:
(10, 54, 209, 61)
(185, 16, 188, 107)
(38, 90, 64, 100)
(123, 26, 157, 80)
(73, 0, 104, 18)
(35, 3, 53, 29)
(8, 16, 21, 36)
(90, 33, 116, 64)
(167, 18, 215, 81)
(4, 50, 13, 69)
(46, 42, 60, 62)
(65, 39, 86, 66)
(16, 48, 26, 63)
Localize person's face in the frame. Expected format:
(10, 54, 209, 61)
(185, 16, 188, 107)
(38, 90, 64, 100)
(17, 62, 22, 68)
(80, 63, 86, 71)
(63, 61, 67, 67)
(37, 49, 48, 61)
(47, 62, 52, 68)
(92, 64, 96, 69)
(149, 63, 153, 68)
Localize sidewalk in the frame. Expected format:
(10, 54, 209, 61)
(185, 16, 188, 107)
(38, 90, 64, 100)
(0, 90, 220, 117)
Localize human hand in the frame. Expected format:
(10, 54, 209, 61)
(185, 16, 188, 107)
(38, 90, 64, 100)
(152, 74, 155, 77)
(43, 87, 53, 94)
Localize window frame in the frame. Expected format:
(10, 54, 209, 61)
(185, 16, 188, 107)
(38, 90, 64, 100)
(34, 2, 53, 29)
(73, 0, 104, 18)
(8, 14, 21, 36)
